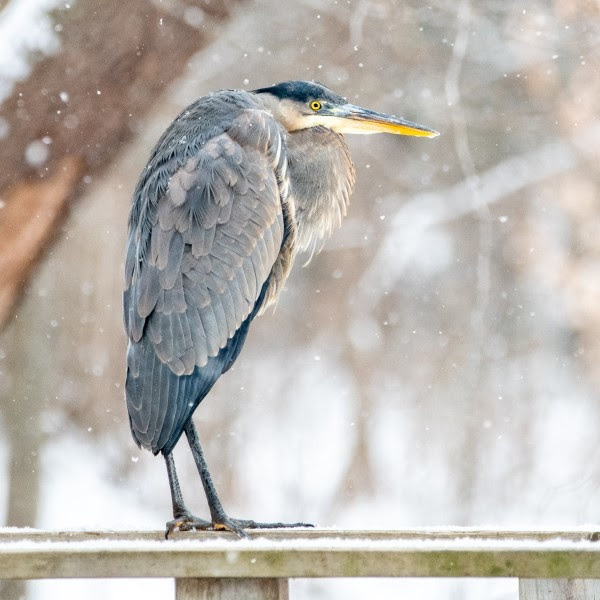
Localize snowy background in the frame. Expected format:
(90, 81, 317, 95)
(1, 0, 600, 599)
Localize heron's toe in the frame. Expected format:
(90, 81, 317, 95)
(223, 517, 315, 532)
(239, 519, 315, 529)
(212, 518, 252, 539)
(165, 512, 212, 539)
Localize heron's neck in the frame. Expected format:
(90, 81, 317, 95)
(285, 127, 356, 254)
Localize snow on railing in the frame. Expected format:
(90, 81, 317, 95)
(1, 529, 600, 599)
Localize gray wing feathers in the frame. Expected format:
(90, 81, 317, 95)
(136, 265, 161, 320)
(124, 108, 286, 382)
(159, 233, 184, 290)
(124, 95, 294, 453)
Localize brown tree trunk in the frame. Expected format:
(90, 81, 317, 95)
(0, 0, 239, 331)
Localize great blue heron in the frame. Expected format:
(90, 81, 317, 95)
(124, 80, 438, 537)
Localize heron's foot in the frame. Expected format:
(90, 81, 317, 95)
(165, 511, 212, 539)
(212, 516, 315, 539)
(166, 510, 314, 539)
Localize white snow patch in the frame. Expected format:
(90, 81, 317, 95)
(25, 139, 49, 166)
(0, 0, 73, 103)
(2, 533, 600, 553)
(37, 434, 160, 531)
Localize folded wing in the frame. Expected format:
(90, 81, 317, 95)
(124, 104, 287, 454)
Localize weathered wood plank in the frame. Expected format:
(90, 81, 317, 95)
(175, 578, 288, 600)
(1, 530, 599, 580)
(1, 529, 598, 543)
(519, 578, 600, 599)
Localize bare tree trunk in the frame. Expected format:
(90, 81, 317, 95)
(0, 0, 241, 331)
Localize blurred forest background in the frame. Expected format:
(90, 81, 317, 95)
(0, 0, 599, 599)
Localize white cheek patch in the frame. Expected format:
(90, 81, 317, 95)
(298, 114, 379, 134)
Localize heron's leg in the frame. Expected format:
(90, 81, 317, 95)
(183, 419, 245, 535)
(184, 420, 314, 538)
(163, 452, 211, 538)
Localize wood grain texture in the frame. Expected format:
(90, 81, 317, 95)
(1, 530, 600, 580)
(519, 578, 600, 599)
(176, 578, 288, 600)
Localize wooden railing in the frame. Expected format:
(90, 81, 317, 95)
(1, 529, 600, 599)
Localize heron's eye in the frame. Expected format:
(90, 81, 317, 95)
(310, 101, 322, 111)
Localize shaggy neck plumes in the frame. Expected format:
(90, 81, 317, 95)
(286, 126, 356, 256)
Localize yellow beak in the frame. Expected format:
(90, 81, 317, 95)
(328, 104, 439, 137)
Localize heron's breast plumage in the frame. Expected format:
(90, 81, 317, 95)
(285, 126, 356, 256)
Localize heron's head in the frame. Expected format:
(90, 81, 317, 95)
(254, 80, 439, 138)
